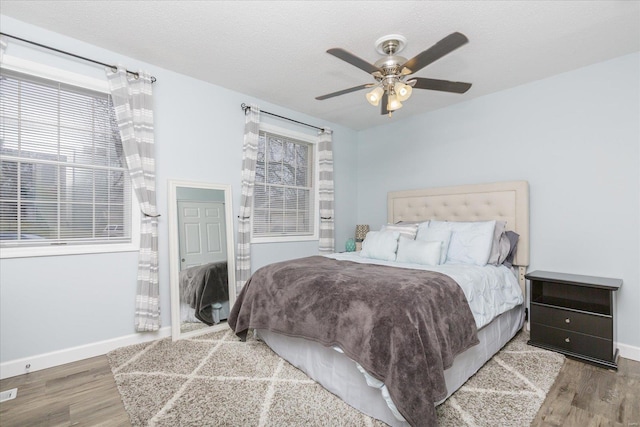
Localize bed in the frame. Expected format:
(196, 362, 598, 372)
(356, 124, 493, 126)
(229, 180, 530, 426)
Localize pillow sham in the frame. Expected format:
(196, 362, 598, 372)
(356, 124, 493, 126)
(381, 223, 419, 240)
(501, 231, 520, 268)
(416, 224, 451, 265)
(359, 230, 400, 262)
(496, 233, 511, 264)
(398, 220, 429, 228)
(427, 220, 497, 266)
(487, 220, 507, 266)
(396, 237, 441, 266)
(416, 220, 430, 235)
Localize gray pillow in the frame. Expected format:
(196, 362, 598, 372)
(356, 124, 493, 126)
(502, 231, 520, 268)
(487, 220, 507, 265)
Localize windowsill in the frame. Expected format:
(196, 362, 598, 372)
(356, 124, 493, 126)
(0, 242, 140, 259)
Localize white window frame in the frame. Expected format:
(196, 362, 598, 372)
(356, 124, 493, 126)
(250, 123, 319, 244)
(0, 55, 140, 259)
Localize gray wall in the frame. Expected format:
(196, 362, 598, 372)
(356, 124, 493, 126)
(357, 52, 640, 349)
(0, 16, 359, 363)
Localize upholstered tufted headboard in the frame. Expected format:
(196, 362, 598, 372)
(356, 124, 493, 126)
(388, 181, 529, 293)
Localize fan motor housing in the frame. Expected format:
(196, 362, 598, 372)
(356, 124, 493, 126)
(374, 55, 407, 74)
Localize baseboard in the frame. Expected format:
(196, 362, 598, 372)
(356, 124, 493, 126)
(0, 327, 171, 380)
(618, 341, 640, 362)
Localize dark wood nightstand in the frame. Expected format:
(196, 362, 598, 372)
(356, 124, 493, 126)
(526, 270, 622, 370)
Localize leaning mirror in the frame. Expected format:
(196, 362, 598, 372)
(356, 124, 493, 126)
(168, 180, 236, 340)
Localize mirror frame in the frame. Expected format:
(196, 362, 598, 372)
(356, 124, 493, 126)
(168, 179, 236, 341)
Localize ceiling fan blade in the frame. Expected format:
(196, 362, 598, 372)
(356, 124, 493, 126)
(380, 92, 389, 115)
(411, 77, 472, 93)
(315, 84, 371, 100)
(327, 48, 383, 75)
(401, 32, 469, 75)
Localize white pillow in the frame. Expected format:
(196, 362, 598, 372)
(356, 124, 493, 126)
(416, 224, 452, 265)
(432, 220, 496, 266)
(416, 221, 430, 236)
(396, 237, 441, 266)
(359, 231, 400, 261)
(380, 223, 419, 240)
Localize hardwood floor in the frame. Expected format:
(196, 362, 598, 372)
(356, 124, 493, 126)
(1, 354, 639, 426)
(0, 356, 130, 426)
(533, 356, 640, 426)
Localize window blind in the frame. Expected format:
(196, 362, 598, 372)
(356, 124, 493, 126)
(253, 130, 314, 237)
(0, 70, 131, 247)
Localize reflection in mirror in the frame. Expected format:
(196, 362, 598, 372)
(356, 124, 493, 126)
(168, 180, 235, 341)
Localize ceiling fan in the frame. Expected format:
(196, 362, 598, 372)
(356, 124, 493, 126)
(316, 32, 472, 117)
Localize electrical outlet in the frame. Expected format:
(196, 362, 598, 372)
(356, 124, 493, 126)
(0, 388, 18, 402)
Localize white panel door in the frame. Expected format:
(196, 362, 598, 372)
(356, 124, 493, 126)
(177, 201, 227, 270)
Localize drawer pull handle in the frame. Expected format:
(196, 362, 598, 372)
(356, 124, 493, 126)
(565, 337, 571, 343)
(565, 318, 571, 324)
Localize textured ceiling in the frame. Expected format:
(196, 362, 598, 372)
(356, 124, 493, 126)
(1, 1, 639, 130)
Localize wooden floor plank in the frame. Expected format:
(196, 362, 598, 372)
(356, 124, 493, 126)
(0, 356, 131, 427)
(533, 356, 640, 427)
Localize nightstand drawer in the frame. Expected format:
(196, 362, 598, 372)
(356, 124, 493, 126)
(530, 304, 612, 339)
(530, 324, 614, 362)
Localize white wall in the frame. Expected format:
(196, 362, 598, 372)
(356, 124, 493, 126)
(357, 52, 640, 351)
(0, 16, 359, 365)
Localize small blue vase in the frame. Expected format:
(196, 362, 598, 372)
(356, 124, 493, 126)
(345, 238, 356, 252)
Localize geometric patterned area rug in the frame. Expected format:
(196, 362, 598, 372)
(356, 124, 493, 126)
(107, 328, 564, 426)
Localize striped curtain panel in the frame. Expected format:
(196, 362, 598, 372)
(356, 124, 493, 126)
(236, 104, 260, 294)
(106, 67, 160, 332)
(318, 128, 335, 254)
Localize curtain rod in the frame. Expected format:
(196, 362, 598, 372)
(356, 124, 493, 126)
(241, 103, 326, 133)
(0, 32, 157, 83)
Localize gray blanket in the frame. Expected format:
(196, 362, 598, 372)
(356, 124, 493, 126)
(179, 261, 229, 325)
(228, 256, 479, 426)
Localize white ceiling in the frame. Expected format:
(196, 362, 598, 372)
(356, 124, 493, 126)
(1, 1, 639, 130)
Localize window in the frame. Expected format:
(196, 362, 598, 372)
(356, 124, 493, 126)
(0, 64, 136, 257)
(252, 126, 317, 241)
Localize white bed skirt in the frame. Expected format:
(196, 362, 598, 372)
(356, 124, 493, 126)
(180, 301, 230, 324)
(256, 304, 525, 427)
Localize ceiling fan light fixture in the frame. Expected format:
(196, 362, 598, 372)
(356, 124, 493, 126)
(317, 32, 473, 118)
(366, 86, 384, 106)
(394, 82, 413, 101)
(387, 93, 403, 111)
